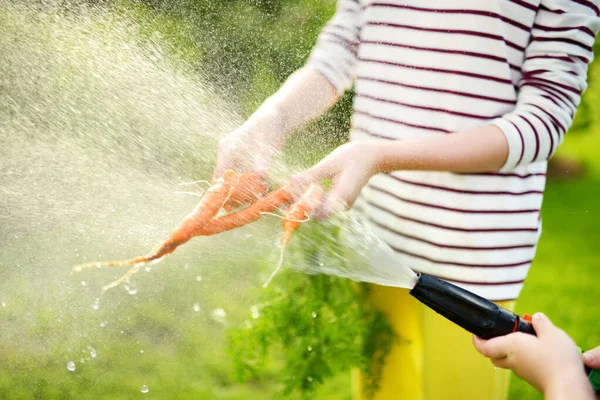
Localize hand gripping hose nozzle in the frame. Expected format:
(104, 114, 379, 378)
(409, 273, 599, 393)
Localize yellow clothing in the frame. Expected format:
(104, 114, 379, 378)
(352, 284, 516, 400)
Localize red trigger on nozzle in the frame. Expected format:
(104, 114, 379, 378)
(513, 314, 533, 332)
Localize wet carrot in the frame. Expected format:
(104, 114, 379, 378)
(147, 169, 238, 256)
(193, 185, 294, 237)
(73, 169, 238, 291)
(221, 172, 268, 212)
(262, 183, 324, 287)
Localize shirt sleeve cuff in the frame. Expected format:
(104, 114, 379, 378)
(308, 56, 352, 96)
(490, 117, 523, 172)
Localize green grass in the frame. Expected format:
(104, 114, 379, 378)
(507, 130, 600, 400)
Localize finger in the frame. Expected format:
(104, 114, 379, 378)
(530, 312, 555, 337)
(314, 195, 348, 220)
(583, 346, 600, 369)
(291, 157, 339, 186)
(489, 357, 512, 369)
(252, 146, 278, 180)
(472, 334, 514, 360)
(313, 172, 361, 220)
(213, 148, 234, 182)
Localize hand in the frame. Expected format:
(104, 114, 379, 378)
(291, 141, 383, 219)
(473, 313, 593, 397)
(213, 114, 285, 181)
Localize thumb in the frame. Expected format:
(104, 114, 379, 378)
(530, 312, 555, 336)
(582, 346, 600, 369)
(292, 162, 336, 185)
(213, 154, 231, 182)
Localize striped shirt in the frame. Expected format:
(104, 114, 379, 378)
(307, 0, 600, 300)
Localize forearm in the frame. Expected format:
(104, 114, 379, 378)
(242, 66, 340, 140)
(544, 371, 595, 400)
(372, 124, 510, 174)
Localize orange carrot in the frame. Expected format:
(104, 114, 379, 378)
(221, 172, 268, 212)
(73, 169, 238, 291)
(193, 185, 294, 237)
(262, 183, 324, 287)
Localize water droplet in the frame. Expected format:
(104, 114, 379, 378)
(81, 281, 87, 287)
(95, 262, 102, 269)
(307, 346, 312, 352)
(211, 308, 227, 324)
(80, 358, 85, 363)
(127, 286, 138, 295)
(311, 312, 317, 318)
(89, 348, 96, 358)
(193, 303, 200, 312)
(144, 265, 152, 272)
(250, 305, 259, 319)
(140, 385, 149, 394)
(140, 349, 144, 354)
(91, 298, 100, 310)
(306, 376, 313, 382)
(99, 321, 106, 328)
(1, 302, 5, 308)
(66, 361, 76, 372)
(195, 275, 202, 282)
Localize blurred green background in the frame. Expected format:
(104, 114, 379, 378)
(0, 1, 598, 399)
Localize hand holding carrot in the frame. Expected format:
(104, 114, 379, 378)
(473, 313, 595, 399)
(214, 112, 285, 181)
(291, 141, 383, 219)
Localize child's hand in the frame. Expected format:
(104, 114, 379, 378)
(291, 141, 382, 219)
(473, 313, 594, 398)
(213, 115, 285, 181)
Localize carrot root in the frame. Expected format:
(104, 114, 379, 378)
(262, 245, 285, 288)
(101, 263, 142, 294)
(73, 170, 238, 291)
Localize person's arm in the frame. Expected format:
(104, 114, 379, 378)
(213, 0, 360, 178)
(294, 0, 600, 216)
(473, 313, 595, 400)
(382, 0, 600, 174)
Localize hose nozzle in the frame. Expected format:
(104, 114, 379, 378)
(409, 273, 534, 339)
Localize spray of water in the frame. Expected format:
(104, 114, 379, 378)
(283, 209, 418, 289)
(0, 2, 281, 391)
(0, 1, 417, 395)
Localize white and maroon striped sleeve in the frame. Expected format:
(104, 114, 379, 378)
(306, 0, 361, 94)
(491, 0, 600, 171)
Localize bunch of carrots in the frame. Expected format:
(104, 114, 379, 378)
(73, 170, 324, 292)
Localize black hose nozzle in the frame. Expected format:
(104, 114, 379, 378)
(409, 273, 534, 340)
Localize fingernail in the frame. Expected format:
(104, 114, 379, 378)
(583, 352, 595, 364)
